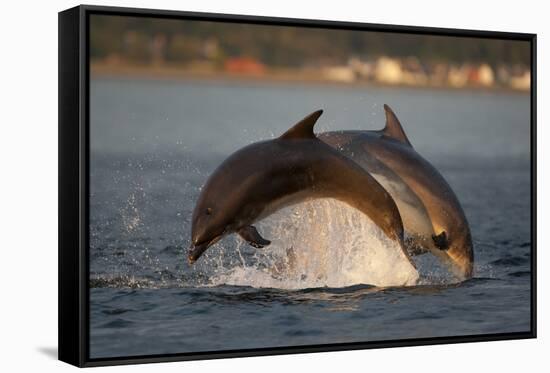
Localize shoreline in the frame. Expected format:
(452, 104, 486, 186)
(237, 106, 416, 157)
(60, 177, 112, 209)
(90, 62, 529, 95)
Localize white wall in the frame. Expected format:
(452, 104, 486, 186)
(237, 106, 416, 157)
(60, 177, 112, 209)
(0, 0, 546, 371)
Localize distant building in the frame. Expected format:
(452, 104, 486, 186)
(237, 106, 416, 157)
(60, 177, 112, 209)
(374, 57, 403, 85)
(429, 63, 449, 86)
(509, 71, 530, 90)
(400, 57, 428, 86)
(348, 57, 374, 80)
(323, 66, 356, 83)
(224, 57, 266, 75)
(476, 64, 495, 86)
(448, 65, 469, 88)
(496, 65, 511, 86)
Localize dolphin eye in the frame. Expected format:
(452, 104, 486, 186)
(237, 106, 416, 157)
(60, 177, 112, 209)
(206, 208, 213, 215)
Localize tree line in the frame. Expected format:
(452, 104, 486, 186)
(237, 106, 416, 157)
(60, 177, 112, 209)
(90, 15, 530, 68)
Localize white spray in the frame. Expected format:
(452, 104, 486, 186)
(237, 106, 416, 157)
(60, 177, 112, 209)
(210, 198, 419, 289)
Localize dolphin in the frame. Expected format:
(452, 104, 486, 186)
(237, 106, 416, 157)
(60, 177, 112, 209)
(318, 105, 474, 279)
(188, 110, 414, 268)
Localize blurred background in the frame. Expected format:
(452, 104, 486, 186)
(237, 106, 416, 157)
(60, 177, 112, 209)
(90, 15, 531, 91)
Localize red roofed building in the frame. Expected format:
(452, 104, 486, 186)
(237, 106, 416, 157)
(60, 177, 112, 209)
(224, 57, 266, 75)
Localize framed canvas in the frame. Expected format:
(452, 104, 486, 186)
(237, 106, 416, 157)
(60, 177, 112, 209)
(58, 4, 537, 367)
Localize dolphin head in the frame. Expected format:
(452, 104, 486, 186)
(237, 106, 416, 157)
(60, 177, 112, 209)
(188, 138, 280, 264)
(188, 163, 250, 264)
(431, 227, 474, 280)
(446, 230, 474, 280)
(188, 205, 227, 264)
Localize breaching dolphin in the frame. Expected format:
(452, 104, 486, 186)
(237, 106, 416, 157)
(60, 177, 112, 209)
(188, 106, 474, 280)
(188, 110, 413, 268)
(318, 105, 473, 279)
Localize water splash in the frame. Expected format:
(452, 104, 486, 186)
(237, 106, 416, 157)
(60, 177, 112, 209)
(120, 187, 145, 234)
(209, 199, 419, 289)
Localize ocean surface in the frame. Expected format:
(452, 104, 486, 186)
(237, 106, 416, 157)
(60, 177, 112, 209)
(89, 77, 532, 358)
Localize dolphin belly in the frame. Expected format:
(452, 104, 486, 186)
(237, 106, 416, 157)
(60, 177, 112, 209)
(370, 172, 436, 252)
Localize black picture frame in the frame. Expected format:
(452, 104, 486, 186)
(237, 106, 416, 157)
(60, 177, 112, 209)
(58, 4, 537, 367)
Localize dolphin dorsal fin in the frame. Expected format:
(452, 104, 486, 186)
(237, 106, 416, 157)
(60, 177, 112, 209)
(280, 110, 323, 140)
(382, 104, 412, 147)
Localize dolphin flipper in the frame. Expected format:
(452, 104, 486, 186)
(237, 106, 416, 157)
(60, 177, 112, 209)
(238, 226, 271, 248)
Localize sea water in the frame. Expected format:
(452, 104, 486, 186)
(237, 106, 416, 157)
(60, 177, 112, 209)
(89, 77, 531, 358)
